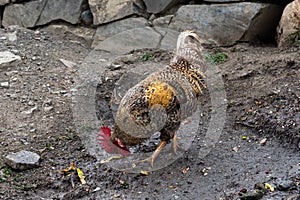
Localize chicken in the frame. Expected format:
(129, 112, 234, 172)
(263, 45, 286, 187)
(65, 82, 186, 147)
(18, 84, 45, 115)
(97, 30, 207, 167)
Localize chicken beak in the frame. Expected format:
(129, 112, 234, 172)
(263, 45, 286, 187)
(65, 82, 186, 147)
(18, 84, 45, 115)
(116, 138, 125, 148)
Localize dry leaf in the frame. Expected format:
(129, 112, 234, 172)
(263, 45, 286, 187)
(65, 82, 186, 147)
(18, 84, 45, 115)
(100, 155, 123, 164)
(241, 135, 247, 140)
(140, 170, 149, 176)
(76, 168, 86, 184)
(61, 162, 76, 173)
(61, 162, 87, 185)
(265, 183, 274, 192)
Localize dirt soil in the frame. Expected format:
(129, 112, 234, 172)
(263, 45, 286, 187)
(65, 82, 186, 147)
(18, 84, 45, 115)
(0, 27, 299, 200)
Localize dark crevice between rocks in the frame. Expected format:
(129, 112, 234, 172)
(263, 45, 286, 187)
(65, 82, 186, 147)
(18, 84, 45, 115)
(152, 27, 166, 48)
(153, 3, 184, 18)
(81, 0, 90, 11)
(146, 0, 189, 19)
(32, 0, 48, 27)
(134, 0, 147, 14)
(239, 5, 285, 45)
(0, 6, 4, 28)
(159, 0, 189, 16)
(30, 19, 81, 30)
(81, 0, 93, 26)
(91, 13, 150, 27)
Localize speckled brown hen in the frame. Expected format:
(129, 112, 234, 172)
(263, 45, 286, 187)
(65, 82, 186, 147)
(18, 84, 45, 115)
(97, 30, 207, 167)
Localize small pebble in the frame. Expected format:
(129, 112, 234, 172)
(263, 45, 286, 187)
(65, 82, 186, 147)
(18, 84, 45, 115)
(239, 190, 264, 200)
(5, 70, 18, 76)
(5, 150, 40, 170)
(59, 59, 77, 68)
(44, 106, 53, 112)
(28, 100, 35, 106)
(92, 187, 101, 192)
(21, 106, 37, 115)
(276, 179, 294, 191)
(60, 90, 68, 94)
(0, 82, 10, 88)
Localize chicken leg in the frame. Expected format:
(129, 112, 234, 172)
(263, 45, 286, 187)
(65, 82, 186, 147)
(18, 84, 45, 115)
(172, 133, 180, 154)
(136, 140, 167, 167)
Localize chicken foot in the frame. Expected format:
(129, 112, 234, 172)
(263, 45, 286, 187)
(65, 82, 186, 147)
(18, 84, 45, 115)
(135, 141, 167, 168)
(135, 133, 184, 167)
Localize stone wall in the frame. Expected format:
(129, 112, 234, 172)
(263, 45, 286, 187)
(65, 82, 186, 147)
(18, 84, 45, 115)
(0, 0, 298, 48)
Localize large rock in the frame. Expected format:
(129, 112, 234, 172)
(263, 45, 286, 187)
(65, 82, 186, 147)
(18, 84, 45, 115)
(37, 0, 85, 25)
(143, 0, 183, 14)
(91, 17, 147, 48)
(2, 1, 43, 28)
(0, 0, 9, 6)
(158, 29, 180, 51)
(0, 51, 21, 71)
(0, 12, 2, 28)
(89, 0, 146, 25)
(95, 27, 161, 54)
(40, 24, 95, 46)
(169, 3, 282, 46)
(277, 0, 300, 47)
(153, 15, 173, 28)
(5, 150, 40, 170)
(0, 29, 18, 41)
(2, 0, 85, 28)
(94, 27, 178, 54)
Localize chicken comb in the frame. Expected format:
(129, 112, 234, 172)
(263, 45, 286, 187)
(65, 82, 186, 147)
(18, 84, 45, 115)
(96, 126, 116, 154)
(96, 126, 131, 156)
(99, 126, 111, 137)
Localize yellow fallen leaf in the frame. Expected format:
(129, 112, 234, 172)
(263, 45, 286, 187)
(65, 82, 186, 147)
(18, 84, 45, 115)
(61, 169, 70, 173)
(241, 135, 247, 140)
(265, 183, 274, 192)
(70, 162, 76, 170)
(61, 163, 87, 185)
(61, 162, 76, 173)
(100, 155, 123, 164)
(140, 170, 149, 176)
(76, 168, 86, 184)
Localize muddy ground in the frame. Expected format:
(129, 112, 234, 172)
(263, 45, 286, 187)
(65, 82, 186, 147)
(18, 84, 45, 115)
(0, 27, 299, 200)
